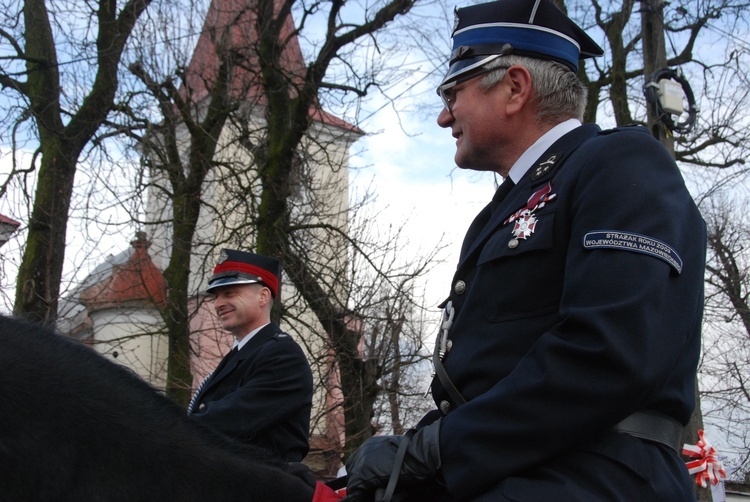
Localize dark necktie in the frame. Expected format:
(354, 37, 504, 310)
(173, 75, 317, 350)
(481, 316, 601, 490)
(459, 177, 515, 259)
(490, 176, 515, 212)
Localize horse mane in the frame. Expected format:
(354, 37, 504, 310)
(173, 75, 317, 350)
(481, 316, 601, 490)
(0, 315, 315, 502)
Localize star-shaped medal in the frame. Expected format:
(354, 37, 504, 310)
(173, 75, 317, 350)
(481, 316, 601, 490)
(512, 214, 538, 240)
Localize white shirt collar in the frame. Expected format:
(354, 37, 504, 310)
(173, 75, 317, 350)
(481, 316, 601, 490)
(507, 118, 581, 184)
(234, 322, 270, 351)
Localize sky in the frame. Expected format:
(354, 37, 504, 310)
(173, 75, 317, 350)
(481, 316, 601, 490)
(350, 99, 499, 312)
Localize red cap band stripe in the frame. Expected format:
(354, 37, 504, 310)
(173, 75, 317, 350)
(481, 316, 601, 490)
(213, 261, 279, 297)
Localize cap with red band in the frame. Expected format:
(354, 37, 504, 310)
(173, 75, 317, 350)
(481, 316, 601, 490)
(206, 249, 281, 298)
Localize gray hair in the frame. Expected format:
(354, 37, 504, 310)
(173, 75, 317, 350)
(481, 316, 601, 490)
(478, 55, 588, 124)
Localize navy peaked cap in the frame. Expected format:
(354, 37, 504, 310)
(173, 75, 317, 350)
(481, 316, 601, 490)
(206, 249, 281, 297)
(440, 0, 603, 86)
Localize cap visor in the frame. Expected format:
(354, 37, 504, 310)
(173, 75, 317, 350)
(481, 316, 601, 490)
(439, 54, 501, 88)
(205, 277, 261, 294)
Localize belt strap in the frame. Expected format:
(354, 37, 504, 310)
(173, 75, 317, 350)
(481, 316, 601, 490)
(431, 301, 466, 408)
(376, 429, 414, 502)
(611, 410, 683, 453)
(432, 340, 466, 407)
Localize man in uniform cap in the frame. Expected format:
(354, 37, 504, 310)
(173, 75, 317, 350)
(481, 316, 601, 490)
(344, 0, 706, 499)
(188, 249, 313, 463)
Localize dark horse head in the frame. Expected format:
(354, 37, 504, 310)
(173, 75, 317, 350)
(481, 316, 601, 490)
(0, 315, 317, 502)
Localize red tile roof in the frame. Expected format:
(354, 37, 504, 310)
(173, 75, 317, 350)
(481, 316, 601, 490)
(0, 214, 20, 227)
(79, 235, 167, 310)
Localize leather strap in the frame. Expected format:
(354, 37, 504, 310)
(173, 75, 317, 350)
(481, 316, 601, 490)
(432, 341, 466, 407)
(611, 410, 684, 453)
(377, 430, 414, 502)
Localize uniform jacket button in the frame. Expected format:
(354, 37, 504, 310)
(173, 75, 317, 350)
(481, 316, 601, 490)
(439, 400, 452, 415)
(454, 280, 466, 294)
(198, 403, 206, 411)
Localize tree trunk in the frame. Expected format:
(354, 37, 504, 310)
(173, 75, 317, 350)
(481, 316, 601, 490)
(14, 142, 76, 325)
(12, 0, 152, 325)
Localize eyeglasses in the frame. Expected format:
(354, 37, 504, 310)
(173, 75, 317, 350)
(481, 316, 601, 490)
(436, 65, 510, 113)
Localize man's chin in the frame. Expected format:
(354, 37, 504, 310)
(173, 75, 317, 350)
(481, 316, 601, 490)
(455, 160, 496, 173)
(219, 320, 236, 333)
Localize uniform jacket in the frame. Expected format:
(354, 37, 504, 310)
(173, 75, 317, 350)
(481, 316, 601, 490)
(422, 124, 706, 501)
(191, 322, 313, 462)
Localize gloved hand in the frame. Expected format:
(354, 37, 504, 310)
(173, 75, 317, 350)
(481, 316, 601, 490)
(344, 419, 442, 501)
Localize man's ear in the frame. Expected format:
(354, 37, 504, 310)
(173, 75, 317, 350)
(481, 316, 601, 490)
(258, 285, 273, 307)
(504, 65, 534, 116)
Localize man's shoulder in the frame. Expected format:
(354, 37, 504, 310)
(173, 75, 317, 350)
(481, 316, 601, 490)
(244, 323, 303, 353)
(542, 123, 682, 190)
(580, 123, 654, 146)
(572, 123, 669, 159)
(265, 323, 296, 342)
(246, 327, 311, 368)
(264, 330, 313, 376)
(598, 123, 650, 136)
(271, 331, 296, 343)
(264, 326, 308, 355)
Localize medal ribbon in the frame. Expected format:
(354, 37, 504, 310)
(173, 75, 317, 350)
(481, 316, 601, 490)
(504, 181, 557, 225)
(682, 430, 727, 487)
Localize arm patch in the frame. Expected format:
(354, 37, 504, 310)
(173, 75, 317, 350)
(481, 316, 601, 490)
(583, 230, 683, 274)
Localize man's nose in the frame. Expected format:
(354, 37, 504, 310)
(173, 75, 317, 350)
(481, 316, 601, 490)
(437, 106, 453, 127)
(214, 296, 225, 311)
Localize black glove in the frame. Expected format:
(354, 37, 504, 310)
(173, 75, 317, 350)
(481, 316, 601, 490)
(344, 419, 442, 501)
(285, 462, 318, 489)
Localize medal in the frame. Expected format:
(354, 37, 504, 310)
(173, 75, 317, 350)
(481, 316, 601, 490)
(504, 182, 556, 246)
(505, 181, 556, 225)
(512, 214, 538, 240)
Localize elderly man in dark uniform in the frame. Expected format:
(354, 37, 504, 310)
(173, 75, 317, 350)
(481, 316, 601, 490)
(344, 0, 706, 500)
(188, 249, 313, 463)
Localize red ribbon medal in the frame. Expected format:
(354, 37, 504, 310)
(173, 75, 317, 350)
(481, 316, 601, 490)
(512, 214, 538, 240)
(682, 430, 727, 488)
(504, 182, 557, 242)
(505, 181, 556, 225)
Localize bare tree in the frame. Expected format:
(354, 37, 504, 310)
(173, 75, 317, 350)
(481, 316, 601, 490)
(90, 0, 448, 466)
(568, 0, 750, 169)
(0, 0, 154, 326)
(699, 194, 750, 479)
(1, 0, 447, 467)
